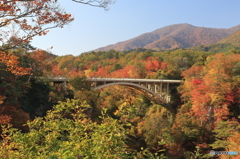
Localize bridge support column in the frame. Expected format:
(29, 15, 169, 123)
(167, 83, 169, 96)
(166, 83, 170, 103)
(160, 83, 162, 95)
(64, 81, 67, 91)
(147, 83, 151, 90)
(155, 84, 157, 93)
(152, 83, 156, 92)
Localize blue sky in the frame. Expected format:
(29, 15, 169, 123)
(31, 0, 240, 56)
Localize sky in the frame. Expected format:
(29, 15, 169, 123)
(31, 0, 240, 56)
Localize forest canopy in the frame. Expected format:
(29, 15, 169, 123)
(0, 1, 240, 158)
(0, 46, 240, 158)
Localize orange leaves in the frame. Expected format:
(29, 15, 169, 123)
(145, 57, 167, 72)
(27, 49, 55, 76)
(181, 53, 240, 123)
(89, 66, 111, 77)
(109, 65, 134, 78)
(0, 115, 11, 125)
(206, 53, 240, 78)
(0, 51, 31, 76)
(0, 96, 6, 105)
(29, 49, 50, 61)
(181, 65, 203, 79)
(0, 0, 74, 47)
(145, 59, 159, 71)
(190, 83, 212, 122)
(227, 131, 240, 158)
(0, 4, 13, 12)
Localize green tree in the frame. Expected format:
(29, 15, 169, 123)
(210, 120, 240, 152)
(110, 63, 122, 72)
(0, 99, 167, 159)
(137, 104, 173, 148)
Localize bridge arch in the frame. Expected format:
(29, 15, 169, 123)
(93, 82, 167, 104)
(47, 76, 182, 106)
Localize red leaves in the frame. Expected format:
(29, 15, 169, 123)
(190, 82, 211, 122)
(90, 66, 110, 77)
(181, 53, 240, 123)
(146, 60, 159, 71)
(225, 91, 235, 104)
(192, 78, 202, 85)
(110, 65, 135, 78)
(52, 65, 68, 76)
(145, 59, 166, 72)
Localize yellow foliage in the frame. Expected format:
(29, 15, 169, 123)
(84, 69, 91, 77)
(219, 132, 240, 159)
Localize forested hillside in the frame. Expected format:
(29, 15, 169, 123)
(189, 29, 240, 53)
(1, 39, 240, 158)
(94, 24, 240, 52)
(218, 30, 240, 46)
(1, 0, 239, 158)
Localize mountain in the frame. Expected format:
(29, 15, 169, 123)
(217, 29, 240, 46)
(94, 23, 240, 52)
(188, 29, 240, 53)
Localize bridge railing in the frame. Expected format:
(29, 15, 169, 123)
(87, 77, 182, 83)
(47, 77, 183, 84)
(48, 76, 69, 82)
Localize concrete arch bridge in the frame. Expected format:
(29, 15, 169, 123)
(49, 77, 182, 105)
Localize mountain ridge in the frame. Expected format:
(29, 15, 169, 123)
(93, 23, 240, 52)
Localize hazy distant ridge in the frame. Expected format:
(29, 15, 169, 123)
(94, 23, 240, 51)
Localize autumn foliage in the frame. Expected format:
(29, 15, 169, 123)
(181, 53, 240, 123)
(0, 0, 75, 130)
(0, 51, 31, 76)
(0, 0, 73, 47)
(0, 5, 240, 156)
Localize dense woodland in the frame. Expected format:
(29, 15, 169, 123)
(0, 0, 240, 158)
(0, 37, 240, 158)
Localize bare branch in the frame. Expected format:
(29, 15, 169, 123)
(0, 0, 74, 49)
(0, 0, 115, 50)
(71, 0, 115, 10)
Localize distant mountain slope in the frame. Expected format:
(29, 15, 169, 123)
(217, 29, 240, 46)
(188, 29, 240, 53)
(188, 43, 239, 53)
(94, 23, 240, 52)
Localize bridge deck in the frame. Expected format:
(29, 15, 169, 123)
(49, 77, 182, 83)
(47, 76, 182, 105)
